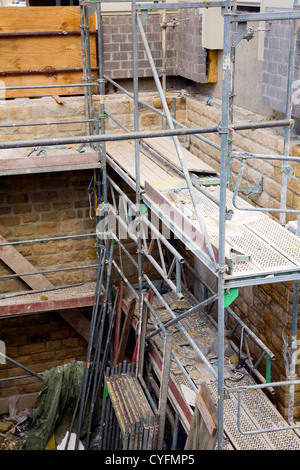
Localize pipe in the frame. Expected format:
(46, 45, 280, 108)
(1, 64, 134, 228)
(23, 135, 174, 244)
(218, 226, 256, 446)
(136, 1, 226, 10)
(288, 280, 299, 424)
(0, 282, 83, 300)
(157, 331, 172, 450)
(216, 0, 232, 450)
(0, 233, 97, 247)
(0, 119, 94, 129)
(146, 293, 218, 339)
(0, 263, 98, 280)
(0, 82, 98, 91)
(132, 0, 145, 381)
(137, 13, 217, 268)
(0, 352, 43, 380)
(0, 120, 292, 151)
(280, 0, 299, 225)
(0, 67, 98, 77)
(0, 30, 97, 38)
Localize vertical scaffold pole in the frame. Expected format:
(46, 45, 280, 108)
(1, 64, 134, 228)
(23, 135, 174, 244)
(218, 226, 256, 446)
(95, 1, 108, 260)
(280, 0, 299, 225)
(132, 0, 145, 375)
(288, 280, 299, 424)
(217, 0, 232, 451)
(137, 13, 217, 269)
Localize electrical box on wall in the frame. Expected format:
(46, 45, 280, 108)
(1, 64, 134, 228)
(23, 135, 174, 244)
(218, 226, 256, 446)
(202, 5, 224, 50)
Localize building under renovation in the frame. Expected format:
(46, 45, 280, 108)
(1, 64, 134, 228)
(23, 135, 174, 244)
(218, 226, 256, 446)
(0, 0, 300, 451)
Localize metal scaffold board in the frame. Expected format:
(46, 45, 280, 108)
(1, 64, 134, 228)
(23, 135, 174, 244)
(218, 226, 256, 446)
(0, 146, 100, 175)
(0, 281, 97, 317)
(105, 136, 300, 284)
(143, 182, 300, 282)
(104, 368, 159, 450)
(147, 290, 300, 450)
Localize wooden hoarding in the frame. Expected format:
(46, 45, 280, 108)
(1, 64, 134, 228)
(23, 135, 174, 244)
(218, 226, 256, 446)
(0, 6, 98, 98)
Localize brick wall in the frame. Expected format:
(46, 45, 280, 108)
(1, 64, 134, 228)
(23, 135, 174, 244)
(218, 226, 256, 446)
(103, 13, 177, 80)
(0, 171, 98, 294)
(176, 8, 208, 83)
(102, 10, 209, 84)
(0, 91, 187, 399)
(0, 310, 89, 400)
(262, 9, 300, 119)
(186, 95, 300, 418)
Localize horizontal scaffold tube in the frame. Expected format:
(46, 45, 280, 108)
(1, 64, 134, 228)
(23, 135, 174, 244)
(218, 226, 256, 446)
(0, 120, 292, 150)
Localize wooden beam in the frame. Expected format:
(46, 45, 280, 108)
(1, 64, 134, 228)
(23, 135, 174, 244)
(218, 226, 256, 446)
(0, 6, 96, 33)
(184, 382, 218, 450)
(0, 235, 93, 342)
(115, 298, 136, 364)
(113, 281, 124, 367)
(0, 152, 100, 172)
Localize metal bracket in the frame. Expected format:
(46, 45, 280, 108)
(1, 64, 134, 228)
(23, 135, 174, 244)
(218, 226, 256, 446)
(230, 248, 251, 264)
(141, 9, 149, 24)
(282, 164, 292, 180)
(232, 22, 254, 48)
(224, 288, 239, 308)
(87, 5, 97, 18)
(232, 175, 263, 199)
(160, 18, 180, 29)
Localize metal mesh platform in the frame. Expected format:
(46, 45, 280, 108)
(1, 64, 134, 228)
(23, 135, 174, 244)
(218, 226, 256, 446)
(144, 182, 300, 281)
(147, 290, 300, 450)
(103, 366, 158, 450)
(0, 282, 96, 317)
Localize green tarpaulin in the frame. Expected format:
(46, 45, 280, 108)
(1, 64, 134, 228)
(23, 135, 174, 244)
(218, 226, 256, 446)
(14, 360, 99, 450)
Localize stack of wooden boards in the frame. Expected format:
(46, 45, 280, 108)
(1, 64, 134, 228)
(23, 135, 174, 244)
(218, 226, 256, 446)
(0, 6, 97, 98)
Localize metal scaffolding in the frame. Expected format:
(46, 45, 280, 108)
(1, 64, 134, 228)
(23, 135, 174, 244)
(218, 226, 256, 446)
(1, 0, 300, 451)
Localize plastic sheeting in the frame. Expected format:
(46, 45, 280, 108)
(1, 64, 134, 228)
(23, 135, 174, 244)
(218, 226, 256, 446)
(14, 361, 98, 450)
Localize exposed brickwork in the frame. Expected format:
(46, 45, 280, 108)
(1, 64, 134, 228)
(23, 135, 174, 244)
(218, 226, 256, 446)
(102, 13, 177, 80)
(102, 10, 208, 84)
(0, 171, 98, 293)
(0, 92, 187, 398)
(176, 8, 208, 83)
(0, 310, 89, 399)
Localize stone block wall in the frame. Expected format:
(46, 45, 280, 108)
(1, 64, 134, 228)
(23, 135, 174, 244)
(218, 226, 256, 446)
(102, 10, 209, 84)
(0, 91, 187, 399)
(186, 95, 300, 418)
(176, 8, 208, 83)
(102, 13, 177, 80)
(0, 310, 88, 400)
(262, 10, 300, 119)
